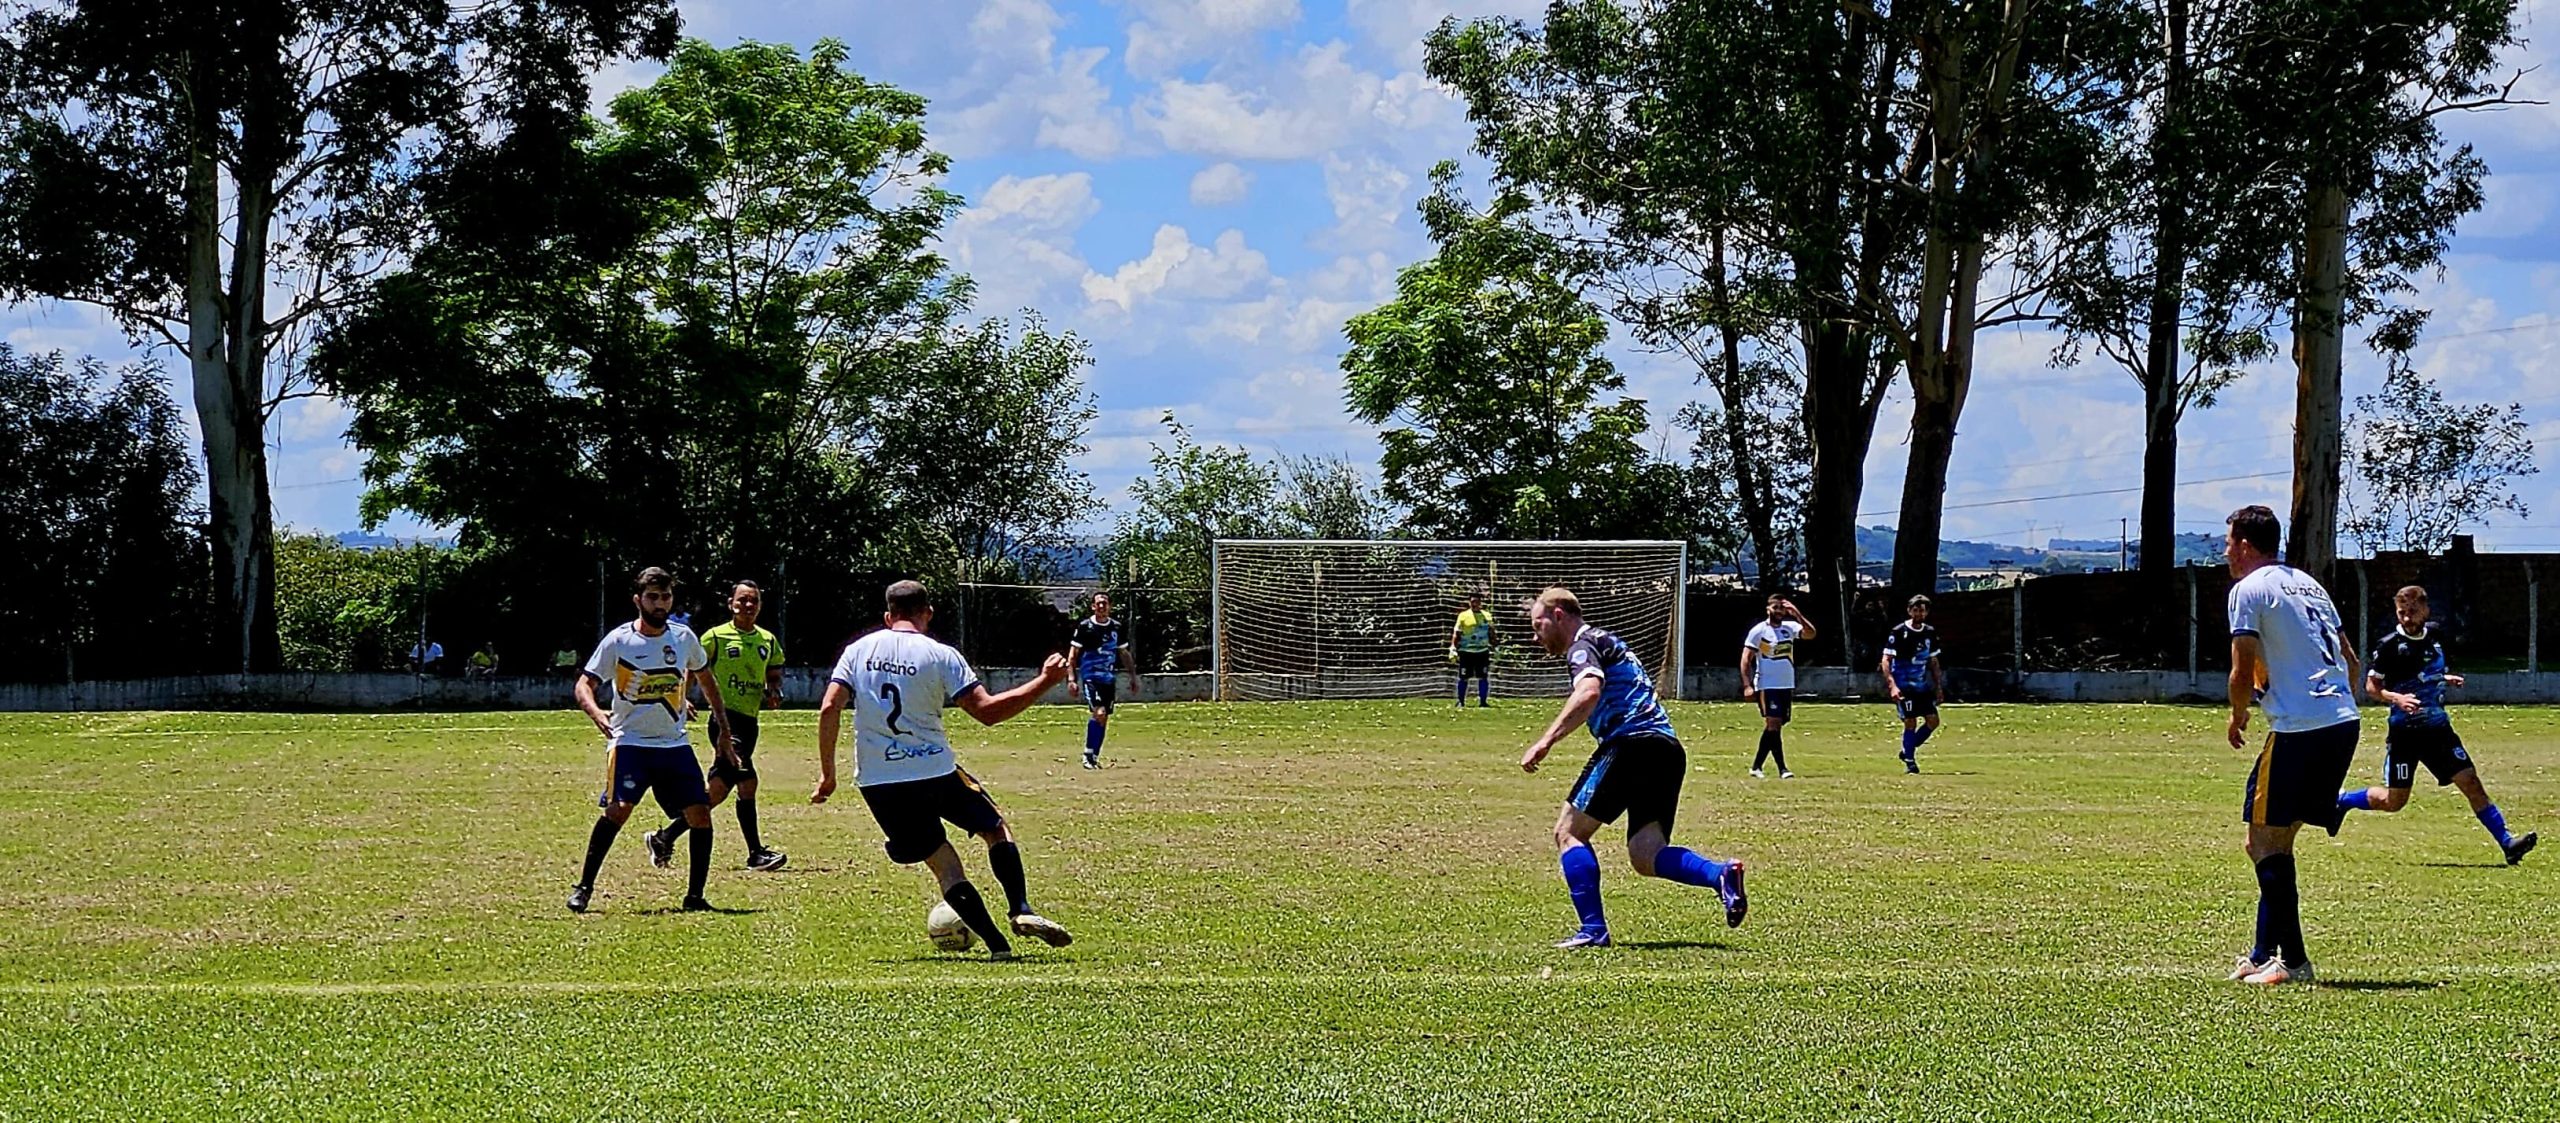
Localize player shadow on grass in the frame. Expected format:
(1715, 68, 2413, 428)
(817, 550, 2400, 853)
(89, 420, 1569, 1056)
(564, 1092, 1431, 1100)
(2315, 978, 2445, 992)
(871, 953, 1081, 966)
(1612, 939, 1733, 952)
(629, 904, 764, 916)
(2415, 860, 2512, 870)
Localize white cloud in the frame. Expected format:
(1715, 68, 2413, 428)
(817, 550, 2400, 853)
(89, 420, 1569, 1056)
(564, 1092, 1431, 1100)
(1123, 0, 1303, 78)
(1319, 152, 1414, 250)
(1134, 42, 1464, 160)
(936, 0, 1131, 161)
(941, 172, 1104, 314)
(1346, 0, 1549, 70)
(1081, 225, 1273, 312)
(1189, 161, 1254, 206)
(280, 396, 352, 442)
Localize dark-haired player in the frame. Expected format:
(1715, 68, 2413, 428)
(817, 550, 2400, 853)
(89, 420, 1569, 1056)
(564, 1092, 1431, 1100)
(2336, 585, 2536, 865)
(567, 567, 735, 913)
(648, 580, 787, 872)
(1879, 594, 1944, 774)
(1068, 593, 1136, 770)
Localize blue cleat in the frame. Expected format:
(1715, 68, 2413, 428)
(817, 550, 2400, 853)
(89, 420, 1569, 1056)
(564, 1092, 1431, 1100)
(1719, 861, 1749, 928)
(1553, 927, 1611, 949)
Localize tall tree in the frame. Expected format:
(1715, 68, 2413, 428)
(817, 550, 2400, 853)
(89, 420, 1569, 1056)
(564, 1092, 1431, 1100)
(1340, 178, 1697, 541)
(2206, 0, 2520, 576)
(0, 0, 680, 671)
(2341, 368, 2536, 556)
(1274, 455, 1398, 541)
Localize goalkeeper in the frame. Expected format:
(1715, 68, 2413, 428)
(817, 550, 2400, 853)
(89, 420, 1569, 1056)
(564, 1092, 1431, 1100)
(1451, 589, 1499, 707)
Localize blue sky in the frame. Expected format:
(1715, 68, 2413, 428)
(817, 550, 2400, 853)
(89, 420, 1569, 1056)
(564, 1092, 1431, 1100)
(6, 0, 2558, 551)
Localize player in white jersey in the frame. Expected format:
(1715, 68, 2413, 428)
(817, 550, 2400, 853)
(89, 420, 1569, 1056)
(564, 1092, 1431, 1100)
(812, 580, 1076, 959)
(1741, 595, 1815, 777)
(2221, 505, 2362, 986)
(566, 567, 736, 914)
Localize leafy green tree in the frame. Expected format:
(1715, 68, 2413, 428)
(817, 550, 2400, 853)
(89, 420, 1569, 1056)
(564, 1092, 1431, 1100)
(1098, 416, 1280, 669)
(0, 0, 679, 671)
(314, 40, 1095, 647)
(2201, 0, 2521, 575)
(0, 347, 206, 682)
(1340, 179, 1693, 541)
(273, 533, 451, 672)
(1275, 455, 1397, 541)
(2341, 368, 2536, 556)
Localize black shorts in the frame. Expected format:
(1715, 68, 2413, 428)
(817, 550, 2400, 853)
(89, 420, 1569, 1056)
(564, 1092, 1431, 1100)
(708, 711, 760, 784)
(2383, 722, 2474, 788)
(2243, 719, 2361, 834)
(858, 768, 1005, 864)
(597, 743, 710, 814)
(1757, 688, 1793, 724)
(1566, 732, 1686, 837)
(1895, 689, 1938, 720)
(1080, 676, 1117, 713)
(1457, 650, 1491, 677)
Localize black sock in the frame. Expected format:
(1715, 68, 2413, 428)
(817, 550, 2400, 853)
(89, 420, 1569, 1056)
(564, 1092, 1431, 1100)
(578, 815, 622, 888)
(1755, 730, 1776, 769)
(659, 817, 685, 842)
(688, 824, 713, 900)
(2254, 852, 2303, 966)
(988, 841, 1031, 916)
(944, 879, 1011, 953)
(1770, 737, 1788, 773)
(736, 797, 763, 853)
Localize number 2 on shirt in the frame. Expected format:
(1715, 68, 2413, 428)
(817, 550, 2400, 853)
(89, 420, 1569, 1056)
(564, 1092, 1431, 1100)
(878, 681, 908, 734)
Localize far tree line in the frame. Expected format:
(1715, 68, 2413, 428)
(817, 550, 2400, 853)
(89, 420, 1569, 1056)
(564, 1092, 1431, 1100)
(0, 2, 2541, 679)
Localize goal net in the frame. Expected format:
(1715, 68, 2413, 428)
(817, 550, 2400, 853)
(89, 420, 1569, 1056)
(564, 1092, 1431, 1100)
(1210, 540, 1687, 702)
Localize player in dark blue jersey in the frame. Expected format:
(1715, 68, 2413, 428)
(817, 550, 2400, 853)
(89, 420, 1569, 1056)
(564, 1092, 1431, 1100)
(2337, 585, 2536, 864)
(1068, 594, 1138, 770)
(1520, 586, 1747, 948)
(1878, 595, 1946, 774)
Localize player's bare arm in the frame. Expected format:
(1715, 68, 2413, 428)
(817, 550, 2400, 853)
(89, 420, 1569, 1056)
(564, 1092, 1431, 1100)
(811, 680, 851, 803)
(693, 665, 736, 766)
(1783, 600, 1818, 640)
(1878, 651, 1899, 700)
(956, 654, 1073, 727)
(1740, 646, 1758, 699)
(1523, 674, 1603, 773)
(1929, 655, 1947, 702)
(2227, 634, 2264, 749)
(763, 663, 784, 710)
(1121, 642, 1139, 697)
(572, 672, 611, 738)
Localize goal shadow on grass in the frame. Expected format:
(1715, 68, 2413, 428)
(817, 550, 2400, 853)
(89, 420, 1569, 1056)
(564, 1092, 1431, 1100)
(2316, 978, 2447, 992)
(629, 904, 765, 916)
(2416, 861, 2513, 870)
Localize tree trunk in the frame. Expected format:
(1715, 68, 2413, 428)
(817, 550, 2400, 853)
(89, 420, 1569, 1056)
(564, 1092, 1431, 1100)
(1802, 314, 1869, 660)
(2288, 181, 2348, 581)
(183, 53, 279, 674)
(1708, 226, 1782, 589)
(2139, 0, 2189, 586)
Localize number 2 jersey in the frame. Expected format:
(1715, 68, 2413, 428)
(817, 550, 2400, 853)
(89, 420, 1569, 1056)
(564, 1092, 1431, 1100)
(829, 627, 982, 787)
(2226, 563, 2359, 733)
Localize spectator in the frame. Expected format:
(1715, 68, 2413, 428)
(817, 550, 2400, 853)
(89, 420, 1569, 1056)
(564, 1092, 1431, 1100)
(409, 638, 445, 674)
(468, 641, 500, 679)
(551, 645, 579, 679)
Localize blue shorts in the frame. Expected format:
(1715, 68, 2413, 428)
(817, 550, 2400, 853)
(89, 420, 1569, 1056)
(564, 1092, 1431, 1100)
(1080, 674, 1117, 712)
(598, 742, 711, 814)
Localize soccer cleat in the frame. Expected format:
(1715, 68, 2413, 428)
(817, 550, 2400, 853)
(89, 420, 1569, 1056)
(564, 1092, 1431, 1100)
(1081, 752, 1100, 771)
(1553, 927, 1612, 949)
(1719, 861, 1749, 928)
(2228, 952, 2270, 981)
(988, 946, 1020, 962)
(1749, 769, 1765, 779)
(681, 895, 713, 912)
(2505, 832, 2539, 866)
(566, 884, 593, 913)
(643, 828, 674, 869)
(1010, 912, 1074, 948)
(747, 849, 788, 872)
(1779, 771, 1795, 780)
(2241, 959, 2313, 986)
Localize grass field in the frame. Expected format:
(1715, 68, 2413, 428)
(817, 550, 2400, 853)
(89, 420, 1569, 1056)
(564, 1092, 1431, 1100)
(3, 699, 2556, 1121)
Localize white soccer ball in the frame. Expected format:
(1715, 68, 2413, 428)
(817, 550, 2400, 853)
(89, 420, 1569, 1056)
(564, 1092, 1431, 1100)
(926, 901, 976, 951)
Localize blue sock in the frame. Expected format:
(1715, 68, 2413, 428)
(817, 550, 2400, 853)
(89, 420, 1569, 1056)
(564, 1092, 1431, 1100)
(1560, 845, 1606, 932)
(2478, 803, 2513, 847)
(1900, 728, 1920, 754)
(1455, 676, 1467, 704)
(1477, 676, 1488, 704)
(1915, 724, 1935, 747)
(1085, 719, 1104, 755)
(2338, 788, 2372, 813)
(1653, 846, 1728, 889)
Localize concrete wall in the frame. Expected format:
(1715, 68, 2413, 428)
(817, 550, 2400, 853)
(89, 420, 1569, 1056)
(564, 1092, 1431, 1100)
(11, 666, 2560, 711)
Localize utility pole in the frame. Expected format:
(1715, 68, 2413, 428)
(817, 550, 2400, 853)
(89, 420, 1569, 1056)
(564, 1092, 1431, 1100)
(2120, 518, 2129, 572)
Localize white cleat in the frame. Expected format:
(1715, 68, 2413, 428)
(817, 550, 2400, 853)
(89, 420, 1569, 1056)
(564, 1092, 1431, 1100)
(1779, 771, 1795, 780)
(1749, 769, 1765, 779)
(1010, 912, 1074, 947)
(2241, 959, 2313, 986)
(2228, 952, 2270, 981)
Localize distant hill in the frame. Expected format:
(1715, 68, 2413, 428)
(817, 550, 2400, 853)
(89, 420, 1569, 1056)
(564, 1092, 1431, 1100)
(333, 531, 454, 551)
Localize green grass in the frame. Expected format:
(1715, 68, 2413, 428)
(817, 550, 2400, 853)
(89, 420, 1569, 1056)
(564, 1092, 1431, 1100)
(3, 700, 2557, 1120)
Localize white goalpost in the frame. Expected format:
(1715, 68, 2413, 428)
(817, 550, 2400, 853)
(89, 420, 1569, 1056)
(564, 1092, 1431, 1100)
(1210, 539, 1688, 702)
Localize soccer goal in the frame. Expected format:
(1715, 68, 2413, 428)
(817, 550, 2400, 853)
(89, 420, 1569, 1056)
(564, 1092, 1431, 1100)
(1210, 539, 1688, 702)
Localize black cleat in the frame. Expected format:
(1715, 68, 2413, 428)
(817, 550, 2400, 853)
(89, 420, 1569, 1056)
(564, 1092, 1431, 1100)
(643, 829, 674, 869)
(2506, 832, 2538, 866)
(746, 849, 788, 872)
(567, 884, 593, 912)
(681, 895, 713, 912)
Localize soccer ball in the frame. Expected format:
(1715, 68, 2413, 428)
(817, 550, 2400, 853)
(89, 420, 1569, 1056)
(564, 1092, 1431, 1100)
(926, 901, 976, 951)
